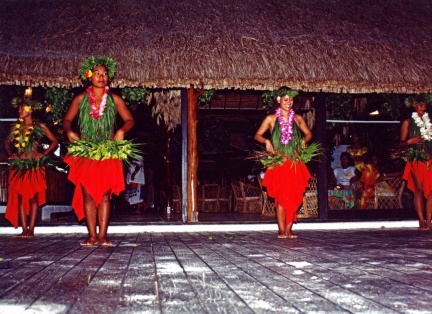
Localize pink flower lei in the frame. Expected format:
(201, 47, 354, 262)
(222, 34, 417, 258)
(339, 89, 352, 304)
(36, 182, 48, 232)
(86, 86, 109, 119)
(276, 107, 295, 145)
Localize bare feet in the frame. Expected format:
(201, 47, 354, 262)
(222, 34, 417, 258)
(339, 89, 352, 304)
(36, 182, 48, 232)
(17, 231, 29, 238)
(418, 221, 429, 231)
(278, 234, 288, 239)
(26, 230, 34, 238)
(80, 237, 99, 246)
(98, 237, 113, 246)
(285, 233, 298, 239)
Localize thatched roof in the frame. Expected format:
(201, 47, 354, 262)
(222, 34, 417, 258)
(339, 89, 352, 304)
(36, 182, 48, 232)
(0, 0, 431, 94)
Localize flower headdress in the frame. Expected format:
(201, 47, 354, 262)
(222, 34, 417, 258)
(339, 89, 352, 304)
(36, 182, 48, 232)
(262, 88, 299, 110)
(11, 97, 43, 111)
(79, 56, 117, 82)
(404, 94, 432, 107)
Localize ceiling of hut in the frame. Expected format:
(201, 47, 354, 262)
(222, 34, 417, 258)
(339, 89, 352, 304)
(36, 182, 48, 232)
(0, 0, 431, 94)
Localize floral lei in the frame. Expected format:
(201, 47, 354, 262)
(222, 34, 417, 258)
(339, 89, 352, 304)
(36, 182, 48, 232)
(12, 118, 35, 153)
(86, 86, 109, 119)
(412, 112, 432, 141)
(276, 107, 295, 145)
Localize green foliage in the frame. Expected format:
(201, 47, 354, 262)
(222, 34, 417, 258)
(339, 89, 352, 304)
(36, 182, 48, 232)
(11, 98, 43, 111)
(390, 146, 429, 162)
(121, 87, 149, 109)
(373, 94, 402, 121)
(404, 94, 432, 107)
(8, 155, 56, 179)
(249, 142, 322, 170)
(44, 87, 74, 128)
(67, 139, 141, 163)
(198, 89, 215, 107)
(79, 56, 117, 81)
(326, 94, 354, 121)
(261, 91, 275, 110)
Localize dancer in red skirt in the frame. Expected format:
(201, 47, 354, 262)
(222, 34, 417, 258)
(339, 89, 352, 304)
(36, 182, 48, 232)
(254, 89, 313, 239)
(400, 94, 432, 230)
(4, 97, 58, 237)
(63, 57, 134, 246)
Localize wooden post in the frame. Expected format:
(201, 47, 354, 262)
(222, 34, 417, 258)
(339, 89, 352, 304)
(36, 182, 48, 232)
(187, 86, 203, 221)
(315, 92, 329, 219)
(181, 89, 188, 223)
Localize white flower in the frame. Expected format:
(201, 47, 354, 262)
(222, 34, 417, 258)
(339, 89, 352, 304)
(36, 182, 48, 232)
(412, 112, 432, 141)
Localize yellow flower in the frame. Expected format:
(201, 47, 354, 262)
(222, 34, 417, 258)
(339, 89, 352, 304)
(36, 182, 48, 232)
(24, 137, 29, 142)
(14, 143, 20, 148)
(24, 106, 31, 112)
(25, 131, 30, 136)
(45, 105, 52, 113)
(13, 130, 20, 135)
(15, 124, 20, 128)
(21, 142, 26, 147)
(54, 120, 59, 125)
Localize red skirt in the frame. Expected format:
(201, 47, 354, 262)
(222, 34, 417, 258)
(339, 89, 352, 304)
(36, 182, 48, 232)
(403, 161, 432, 198)
(5, 168, 47, 228)
(263, 160, 310, 224)
(64, 154, 125, 221)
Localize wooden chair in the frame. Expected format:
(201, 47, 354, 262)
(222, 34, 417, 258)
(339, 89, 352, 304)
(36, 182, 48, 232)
(298, 177, 318, 218)
(200, 183, 221, 212)
(218, 185, 232, 211)
(231, 180, 262, 213)
(172, 185, 182, 213)
(256, 175, 275, 216)
(374, 176, 406, 209)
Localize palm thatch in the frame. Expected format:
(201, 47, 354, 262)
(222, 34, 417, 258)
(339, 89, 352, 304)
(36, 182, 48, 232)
(0, 0, 431, 93)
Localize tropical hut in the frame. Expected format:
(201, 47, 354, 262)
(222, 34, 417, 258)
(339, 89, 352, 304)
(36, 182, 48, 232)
(1, 0, 432, 221)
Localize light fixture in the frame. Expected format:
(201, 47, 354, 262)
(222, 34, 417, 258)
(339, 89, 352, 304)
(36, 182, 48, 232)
(24, 87, 33, 99)
(369, 110, 379, 116)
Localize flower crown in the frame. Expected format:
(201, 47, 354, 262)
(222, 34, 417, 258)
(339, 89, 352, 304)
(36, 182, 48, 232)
(11, 97, 43, 111)
(79, 56, 117, 82)
(404, 94, 432, 107)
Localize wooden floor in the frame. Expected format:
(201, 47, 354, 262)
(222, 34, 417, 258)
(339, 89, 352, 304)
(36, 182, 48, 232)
(1, 227, 432, 313)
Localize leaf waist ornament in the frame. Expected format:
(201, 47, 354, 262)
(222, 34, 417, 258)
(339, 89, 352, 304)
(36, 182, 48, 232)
(67, 139, 141, 162)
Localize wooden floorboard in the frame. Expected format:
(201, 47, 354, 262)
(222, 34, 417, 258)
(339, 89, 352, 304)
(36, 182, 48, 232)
(1, 229, 432, 313)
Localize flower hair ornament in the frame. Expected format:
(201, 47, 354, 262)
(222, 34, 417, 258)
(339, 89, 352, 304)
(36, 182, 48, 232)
(11, 97, 43, 111)
(261, 87, 299, 110)
(79, 56, 117, 82)
(404, 94, 432, 107)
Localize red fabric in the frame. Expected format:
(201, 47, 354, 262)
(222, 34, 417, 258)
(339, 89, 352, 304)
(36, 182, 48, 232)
(5, 168, 47, 228)
(263, 160, 310, 224)
(64, 154, 125, 221)
(403, 161, 432, 198)
(359, 163, 380, 209)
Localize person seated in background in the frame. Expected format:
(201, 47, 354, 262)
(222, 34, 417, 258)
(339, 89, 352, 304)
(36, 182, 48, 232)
(332, 152, 361, 190)
(347, 132, 368, 172)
